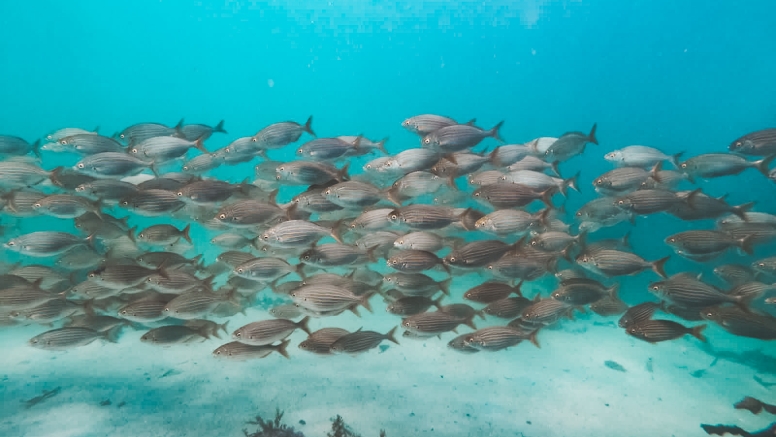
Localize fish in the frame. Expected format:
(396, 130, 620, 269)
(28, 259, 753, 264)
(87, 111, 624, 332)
(118, 120, 182, 146)
(232, 317, 310, 346)
(665, 230, 753, 256)
(463, 281, 523, 303)
(290, 284, 372, 313)
(136, 224, 192, 246)
(260, 220, 342, 247)
(734, 396, 776, 415)
(4, 231, 93, 257)
(482, 296, 533, 319)
(475, 209, 541, 236)
(422, 121, 503, 152)
(604, 145, 682, 168)
(520, 298, 573, 326)
(626, 320, 706, 343)
(401, 310, 475, 335)
(0, 162, 50, 187)
(543, 123, 598, 161)
(714, 264, 760, 286)
(473, 183, 554, 209)
(180, 120, 227, 141)
(670, 190, 754, 221)
(140, 325, 209, 345)
(701, 306, 776, 340)
(58, 134, 125, 155)
(29, 327, 120, 350)
(729, 129, 776, 156)
(329, 327, 398, 354)
(648, 274, 750, 309)
(753, 257, 776, 275)
(212, 340, 290, 360)
(233, 257, 301, 281)
(386, 250, 447, 273)
(614, 189, 682, 215)
(678, 153, 774, 180)
(618, 302, 663, 328)
(118, 298, 170, 323)
(402, 114, 474, 136)
(252, 116, 315, 149)
(298, 327, 350, 354)
(550, 279, 617, 305)
(276, 161, 349, 185)
(463, 327, 534, 351)
(592, 165, 659, 196)
(447, 334, 481, 354)
(0, 135, 40, 157)
(444, 240, 517, 269)
(388, 204, 469, 230)
(75, 152, 154, 178)
(576, 249, 669, 278)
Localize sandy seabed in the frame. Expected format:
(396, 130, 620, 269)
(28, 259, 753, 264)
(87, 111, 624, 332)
(1, 277, 774, 437)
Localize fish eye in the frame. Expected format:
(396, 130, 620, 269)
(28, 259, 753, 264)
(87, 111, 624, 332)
(423, 138, 430, 144)
(390, 214, 397, 220)
(450, 257, 456, 262)
(7, 241, 15, 246)
(651, 285, 659, 291)
(262, 235, 269, 240)
(77, 163, 85, 169)
(176, 192, 183, 196)
(234, 332, 241, 337)
(487, 265, 493, 270)
(237, 268, 243, 274)
(681, 163, 687, 168)
(121, 201, 128, 206)
(131, 148, 138, 153)
(366, 164, 372, 169)
(735, 142, 741, 148)
(33, 203, 41, 208)
(219, 213, 226, 220)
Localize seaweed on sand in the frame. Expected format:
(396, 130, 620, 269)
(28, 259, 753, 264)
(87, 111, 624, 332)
(327, 415, 386, 437)
(244, 408, 305, 437)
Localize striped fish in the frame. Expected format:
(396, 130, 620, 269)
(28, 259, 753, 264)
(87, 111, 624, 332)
(213, 340, 290, 360)
(29, 327, 119, 350)
(215, 199, 286, 227)
(464, 327, 533, 351)
(290, 284, 371, 313)
(626, 320, 706, 343)
(475, 210, 537, 236)
(444, 240, 515, 269)
(729, 128, 776, 155)
(261, 220, 342, 247)
(473, 183, 553, 209)
(401, 311, 475, 335)
(234, 257, 299, 281)
(614, 189, 681, 215)
(232, 317, 310, 346)
(253, 117, 315, 149)
(5, 231, 92, 257)
(163, 290, 233, 319)
(58, 134, 124, 154)
(402, 114, 465, 136)
(520, 298, 573, 326)
(386, 250, 447, 273)
(329, 327, 398, 354)
(649, 275, 749, 309)
(180, 120, 226, 142)
(388, 204, 465, 230)
(118, 298, 169, 323)
(382, 273, 450, 296)
(576, 249, 669, 278)
(119, 189, 185, 216)
(140, 325, 209, 345)
(618, 302, 663, 328)
(75, 152, 154, 178)
(482, 297, 533, 319)
(665, 230, 753, 255)
(118, 120, 182, 146)
(447, 333, 481, 354)
(298, 328, 350, 354)
(702, 306, 776, 340)
(463, 281, 522, 303)
(714, 264, 759, 286)
(422, 122, 503, 153)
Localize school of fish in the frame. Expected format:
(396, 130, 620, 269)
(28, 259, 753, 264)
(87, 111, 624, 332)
(1, 117, 776, 359)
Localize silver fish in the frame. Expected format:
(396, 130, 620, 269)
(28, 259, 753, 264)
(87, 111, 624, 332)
(213, 340, 290, 360)
(252, 116, 315, 149)
(330, 327, 398, 354)
(729, 129, 776, 156)
(29, 327, 119, 350)
(543, 123, 598, 161)
(422, 122, 503, 153)
(604, 145, 681, 168)
(232, 317, 310, 346)
(5, 232, 93, 257)
(75, 152, 154, 178)
(678, 153, 774, 180)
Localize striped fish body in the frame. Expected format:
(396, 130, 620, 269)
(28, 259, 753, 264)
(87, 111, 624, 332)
(483, 297, 533, 319)
(76, 179, 139, 201)
(401, 311, 465, 335)
(520, 299, 572, 325)
(464, 281, 521, 303)
(0, 286, 61, 310)
(148, 270, 208, 294)
(447, 334, 481, 354)
(626, 320, 706, 343)
(402, 114, 460, 136)
(276, 161, 345, 185)
(298, 328, 350, 354)
(615, 189, 680, 214)
(543, 124, 597, 161)
(234, 257, 296, 281)
(177, 180, 239, 204)
(323, 181, 385, 208)
(89, 265, 158, 289)
(388, 148, 441, 172)
(551, 279, 612, 305)
(119, 122, 179, 146)
(393, 232, 445, 252)
(618, 302, 662, 328)
(216, 200, 285, 227)
(33, 195, 97, 218)
(714, 264, 758, 286)
(180, 120, 226, 142)
(389, 205, 460, 230)
(423, 123, 500, 153)
(593, 167, 651, 195)
(182, 153, 221, 174)
(488, 251, 554, 281)
(729, 129, 776, 155)
(330, 328, 398, 354)
(350, 209, 395, 231)
(387, 250, 444, 272)
(387, 296, 440, 316)
(297, 137, 355, 160)
(253, 117, 314, 149)
(5, 231, 89, 256)
(383, 272, 447, 296)
(59, 134, 124, 154)
(120, 190, 184, 216)
(290, 284, 366, 312)
(666, 230, 749, 255)
(76, 152, 152, 178)
(13, 299, 78, 324)
(301, 244, 371, 268)
(29, 327, 114, 350)
(680, 153, 771, 179)
(702, 307, 776, 340)
(0, 135, 38, 155)
(590, 295, 629, 316)
(213, 340, 289, 360)
(649, 276, 739, 308)
(140, 325, 208, 345)
(475, 210, 535, 236)
(464, 327, 527, 351)
(261, 220, 337, 247)
(605, 145, 676, 168)
(577, 249, 666, 278)
(118, 299, 169, 322)
(232, 317, 309, 346)
(473, 183, 548, 209)
(0, 162, 50, 187)
(444, 240, 513, 269)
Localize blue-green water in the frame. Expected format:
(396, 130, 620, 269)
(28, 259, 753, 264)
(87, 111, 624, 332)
(2, 1, 776, 436)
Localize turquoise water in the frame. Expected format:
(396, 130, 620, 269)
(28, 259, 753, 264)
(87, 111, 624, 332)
(2, 1, 776, 436)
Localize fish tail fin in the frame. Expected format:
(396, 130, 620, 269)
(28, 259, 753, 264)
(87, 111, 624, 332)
(85, 232, 98, 249)
(443, 152, 458, 165)
(297, 316, 311, 335)
(337, 162, 350, 182)
(561, 171, 580, 196)
(621, 231, 632, 249)
(550, 161, 561, 177)
(127, 226, 138, 243)
(755, 154, 776, 176)
(303, 116, 315, 137)
(608, 283, 620, 300)
(276, 339, 291, 359)
(376, 137, 389, 154)
(193, 135, 209, 153)
(432, 295, 445, 310)
(489, 147, 502, 167)
(294, 262, 307, 280)
(31, 139, 42, 159)
(690, 324, 707, 342)
(329, 219, 344, 244)
(670, 151, 684, 169)
(738, 234, 755, 256)
(587, 123, 598, 145)
(458, 207, 474, 230)
(488, 121, 505, 142)
(181, 224, 192, 244)
(540, 187, 556, 209)
(528, 329, 541, 348)
(360, 293, 373, 313)
(652, 256, 670, 278)
(384, 326, 399, 345)
(103, 325, 122, 343)
(284, 201, 299, 221)
(733, 202, 756, 221)
(445, 173, 459, 191)
(512, 280, 524, 297)
(576, 229, 588, 251)
(438, 278, 452, 296)
(386, 186, 403, 207)
(352, 134, 363, 151)
(214, 120, 227, 134)
(464, 316, 477, 330)
(649, 161, 664, 182)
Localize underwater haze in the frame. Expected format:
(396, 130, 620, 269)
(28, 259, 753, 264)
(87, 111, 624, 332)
(2, 1, 776, 437)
